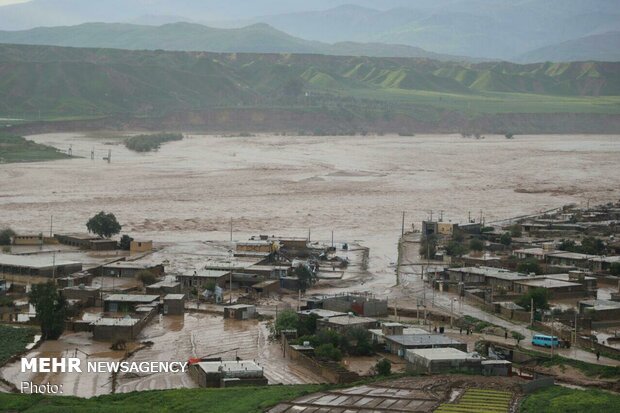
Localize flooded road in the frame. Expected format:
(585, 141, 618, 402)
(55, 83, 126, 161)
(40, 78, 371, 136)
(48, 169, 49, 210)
(1, 133, 619, 292)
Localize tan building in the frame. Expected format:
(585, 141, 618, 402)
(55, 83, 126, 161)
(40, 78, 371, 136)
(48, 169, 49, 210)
(130, 240, 153, 254)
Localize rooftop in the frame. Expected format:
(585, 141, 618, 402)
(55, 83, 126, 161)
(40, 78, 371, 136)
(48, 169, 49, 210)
(225, 304, 256, 310)
(580, 299, 620, 310)
(104, 294, 160, 303)
(179, 269, 229, 279)
(91, 317, 139, 327)
(449, 266, 526, 281)
(386, 334, 464, 347)
(547, 251, 598, 260)
(406, 347, 471, 361)
(298, 309, 347, 319)
(103, 261, 159, 269)
(164, 294, 186, 300)
(322, 315, 377, 326)
(0, 254, 81, 269)
(195, 360, 263, 374)
(147, 280, 180, 288)
(514, 279, 582, 289)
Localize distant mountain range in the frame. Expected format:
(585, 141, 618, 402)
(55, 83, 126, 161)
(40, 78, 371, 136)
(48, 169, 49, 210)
(517, 31, 620, 63)
(0, 22, 478, 61)
(251, 2, 620, 60)
(0, 0, 618, 62)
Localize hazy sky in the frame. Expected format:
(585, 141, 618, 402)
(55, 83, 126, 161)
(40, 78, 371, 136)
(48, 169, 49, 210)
(0, 0, 30, 5)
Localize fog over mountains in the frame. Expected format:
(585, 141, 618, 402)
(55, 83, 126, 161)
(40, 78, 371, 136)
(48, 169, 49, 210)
(0, 0, 618, 61)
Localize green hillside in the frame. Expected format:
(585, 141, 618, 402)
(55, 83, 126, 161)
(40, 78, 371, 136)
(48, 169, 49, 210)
(0, 43, 618, 119)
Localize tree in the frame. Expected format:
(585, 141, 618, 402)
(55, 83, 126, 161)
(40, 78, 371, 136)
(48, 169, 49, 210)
(346, 327, 373, 356)
(136, 270, 157, 286)
(505, 133, 514, 139)
(119, 234, 134, 250)
(610, 262, 620, 277)
(273, 309, 299, 334)
(469, 238, 484, 252)
(375, 359, 391, 376)
(29, 282, 66, 340)
(580, 236, 605, 255)
(86, 211, 121, 238)
(315, 343, 342, 361)
(517, 287, 549, 311)
(295, 264, 317, 292)
(500, 232, 512, 246)
(517, 258, 541, 274)
(446, 241, 468, 257)
(509, 225, 522, 237)
(419, 235, 437, 259)
(559, 239, 577, 252)
(0, 227, 16, 245)
(300, 313, 319, 336)
(511, 331, 525, 345)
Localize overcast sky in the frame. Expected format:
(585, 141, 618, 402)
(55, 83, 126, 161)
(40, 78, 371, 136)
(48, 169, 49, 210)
(0, 0, 29, 5)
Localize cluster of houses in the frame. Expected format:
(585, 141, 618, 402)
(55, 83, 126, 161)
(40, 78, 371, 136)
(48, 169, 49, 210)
(295, 306, 511, 377)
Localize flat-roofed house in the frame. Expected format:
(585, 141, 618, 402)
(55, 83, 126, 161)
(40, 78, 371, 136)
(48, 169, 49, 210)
(384, 334, 467, 357)
(189, 360, 267, 388)
(103, 294, 159, 313)
(0, 254, 82, 278)
(101, 261, 164, 278)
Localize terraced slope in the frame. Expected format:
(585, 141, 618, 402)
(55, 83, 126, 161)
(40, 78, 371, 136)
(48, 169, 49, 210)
(434, 388, 513, 413)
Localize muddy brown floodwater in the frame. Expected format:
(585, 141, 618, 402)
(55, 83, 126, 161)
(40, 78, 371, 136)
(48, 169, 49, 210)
(1, 133, 619, 291)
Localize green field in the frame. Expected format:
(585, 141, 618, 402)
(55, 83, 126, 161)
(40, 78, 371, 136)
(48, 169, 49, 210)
(0, 134, 72, 163)
(520, 386, 620, 413)
(0, 324, 38, 365)
(0, 385, 325, 413)
(435, 388, 513, 413)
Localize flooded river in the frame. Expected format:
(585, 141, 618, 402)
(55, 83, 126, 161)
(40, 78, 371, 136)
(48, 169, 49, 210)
(1, 133, 619, 292)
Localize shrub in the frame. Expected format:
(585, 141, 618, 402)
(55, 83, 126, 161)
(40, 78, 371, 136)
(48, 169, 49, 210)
(375, 359, 391, 376)
(315, 343, 342, 361)
(0, 227, 16, 245)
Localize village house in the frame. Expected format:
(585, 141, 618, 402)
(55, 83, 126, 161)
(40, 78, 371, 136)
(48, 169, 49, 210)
(384, 334, 467, 357)
(369, 323, 428, 344)
(163, 294, 185, 315)
(513, 278, 586, 298)
(189, 360, 267, 388)
(101, 261, 164, 278)
(224, 304, 257, 320)
(177, 269, 229, 290)
(0, 254, 83, 278)
(579, 299, 620, 327)
(103, 294, 159, 313)
(55, 233, 117, 250)
(146, 279, 182, 295)
(316, 314, 379, 334)
(405, 348, 482, 374)
(130, 240, 153, 254)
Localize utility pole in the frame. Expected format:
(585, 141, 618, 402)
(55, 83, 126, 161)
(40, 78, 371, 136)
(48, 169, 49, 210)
(468, 211, 471, 223)
(530, 297, 534, 326)
(439, 210, 444, 222)
(49, 215, 53, 237)
(429, 210, 433, 221)
(331, 230, 334, 248)
(230, 218, 233, 242)
(401, 211, 405, 236)
(228, 250, 233, 304)
(308, 228, 310, 242)
(52, 252, 56, 282)
(450, 298, 454, 328)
